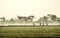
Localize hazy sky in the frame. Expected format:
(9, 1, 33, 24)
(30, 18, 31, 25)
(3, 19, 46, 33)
(0, 0, 60, 20)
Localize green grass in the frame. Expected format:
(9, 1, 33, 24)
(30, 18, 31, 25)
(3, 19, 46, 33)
(0, 26, 60, 38)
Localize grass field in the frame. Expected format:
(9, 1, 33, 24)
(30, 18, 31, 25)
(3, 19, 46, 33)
(0, 25, 60, 38)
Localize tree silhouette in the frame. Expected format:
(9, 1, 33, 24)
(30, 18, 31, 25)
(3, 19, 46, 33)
(37, 18, 42, 26)
(10, 18, 15, 24)
(51, 15, 56, 21)
(43, 16, 48, 26)
(0, 17, 5, 25)
(47, 14, 57, 21)
(28, 15, 35, 26)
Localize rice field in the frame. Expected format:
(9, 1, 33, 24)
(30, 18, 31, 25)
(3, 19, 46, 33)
(0, 25, 60, 38)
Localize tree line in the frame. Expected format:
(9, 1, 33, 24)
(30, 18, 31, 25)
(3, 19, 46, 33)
(0, 14, 60, 26)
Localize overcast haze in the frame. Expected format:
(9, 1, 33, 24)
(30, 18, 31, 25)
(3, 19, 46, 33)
(0, 0, 60, 20)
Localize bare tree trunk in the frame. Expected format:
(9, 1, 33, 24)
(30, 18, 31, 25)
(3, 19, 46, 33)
(33, 22, 35, 26)
(43, 23, 44, 26)
(40, 23, 41, 26)
(47, 23, 48, 26)
(1, 21, 4, 26)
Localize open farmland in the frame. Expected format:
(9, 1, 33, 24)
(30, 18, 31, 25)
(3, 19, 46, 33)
(0, 26, 60, 38)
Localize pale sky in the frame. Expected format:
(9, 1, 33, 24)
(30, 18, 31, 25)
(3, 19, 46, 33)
(0, 0, 60, 20)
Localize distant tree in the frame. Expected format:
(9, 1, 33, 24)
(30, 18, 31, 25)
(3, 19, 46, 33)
(10, 18, 14, 21)
(57, 20, 60, 22)
(47, 14, 57, 21)
(10, 18, 15, 23)
(51, 15, 56, 21)
(17, 15, 22, 20)
(0, 17, 5, 25)
(24, 17, 28, 22)
(0, 17, 5, 21)
(17, 15, 35, 26)
(37, 17, 42, 26)
(28, 15, 34, 21)
(28, 15, 35, 26)
(43, 16, 48, 26)
(40, 23, 41, 26)
(43, 16, 48, 21)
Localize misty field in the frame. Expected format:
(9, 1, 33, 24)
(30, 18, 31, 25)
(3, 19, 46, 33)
(0, 26, 60, 38)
